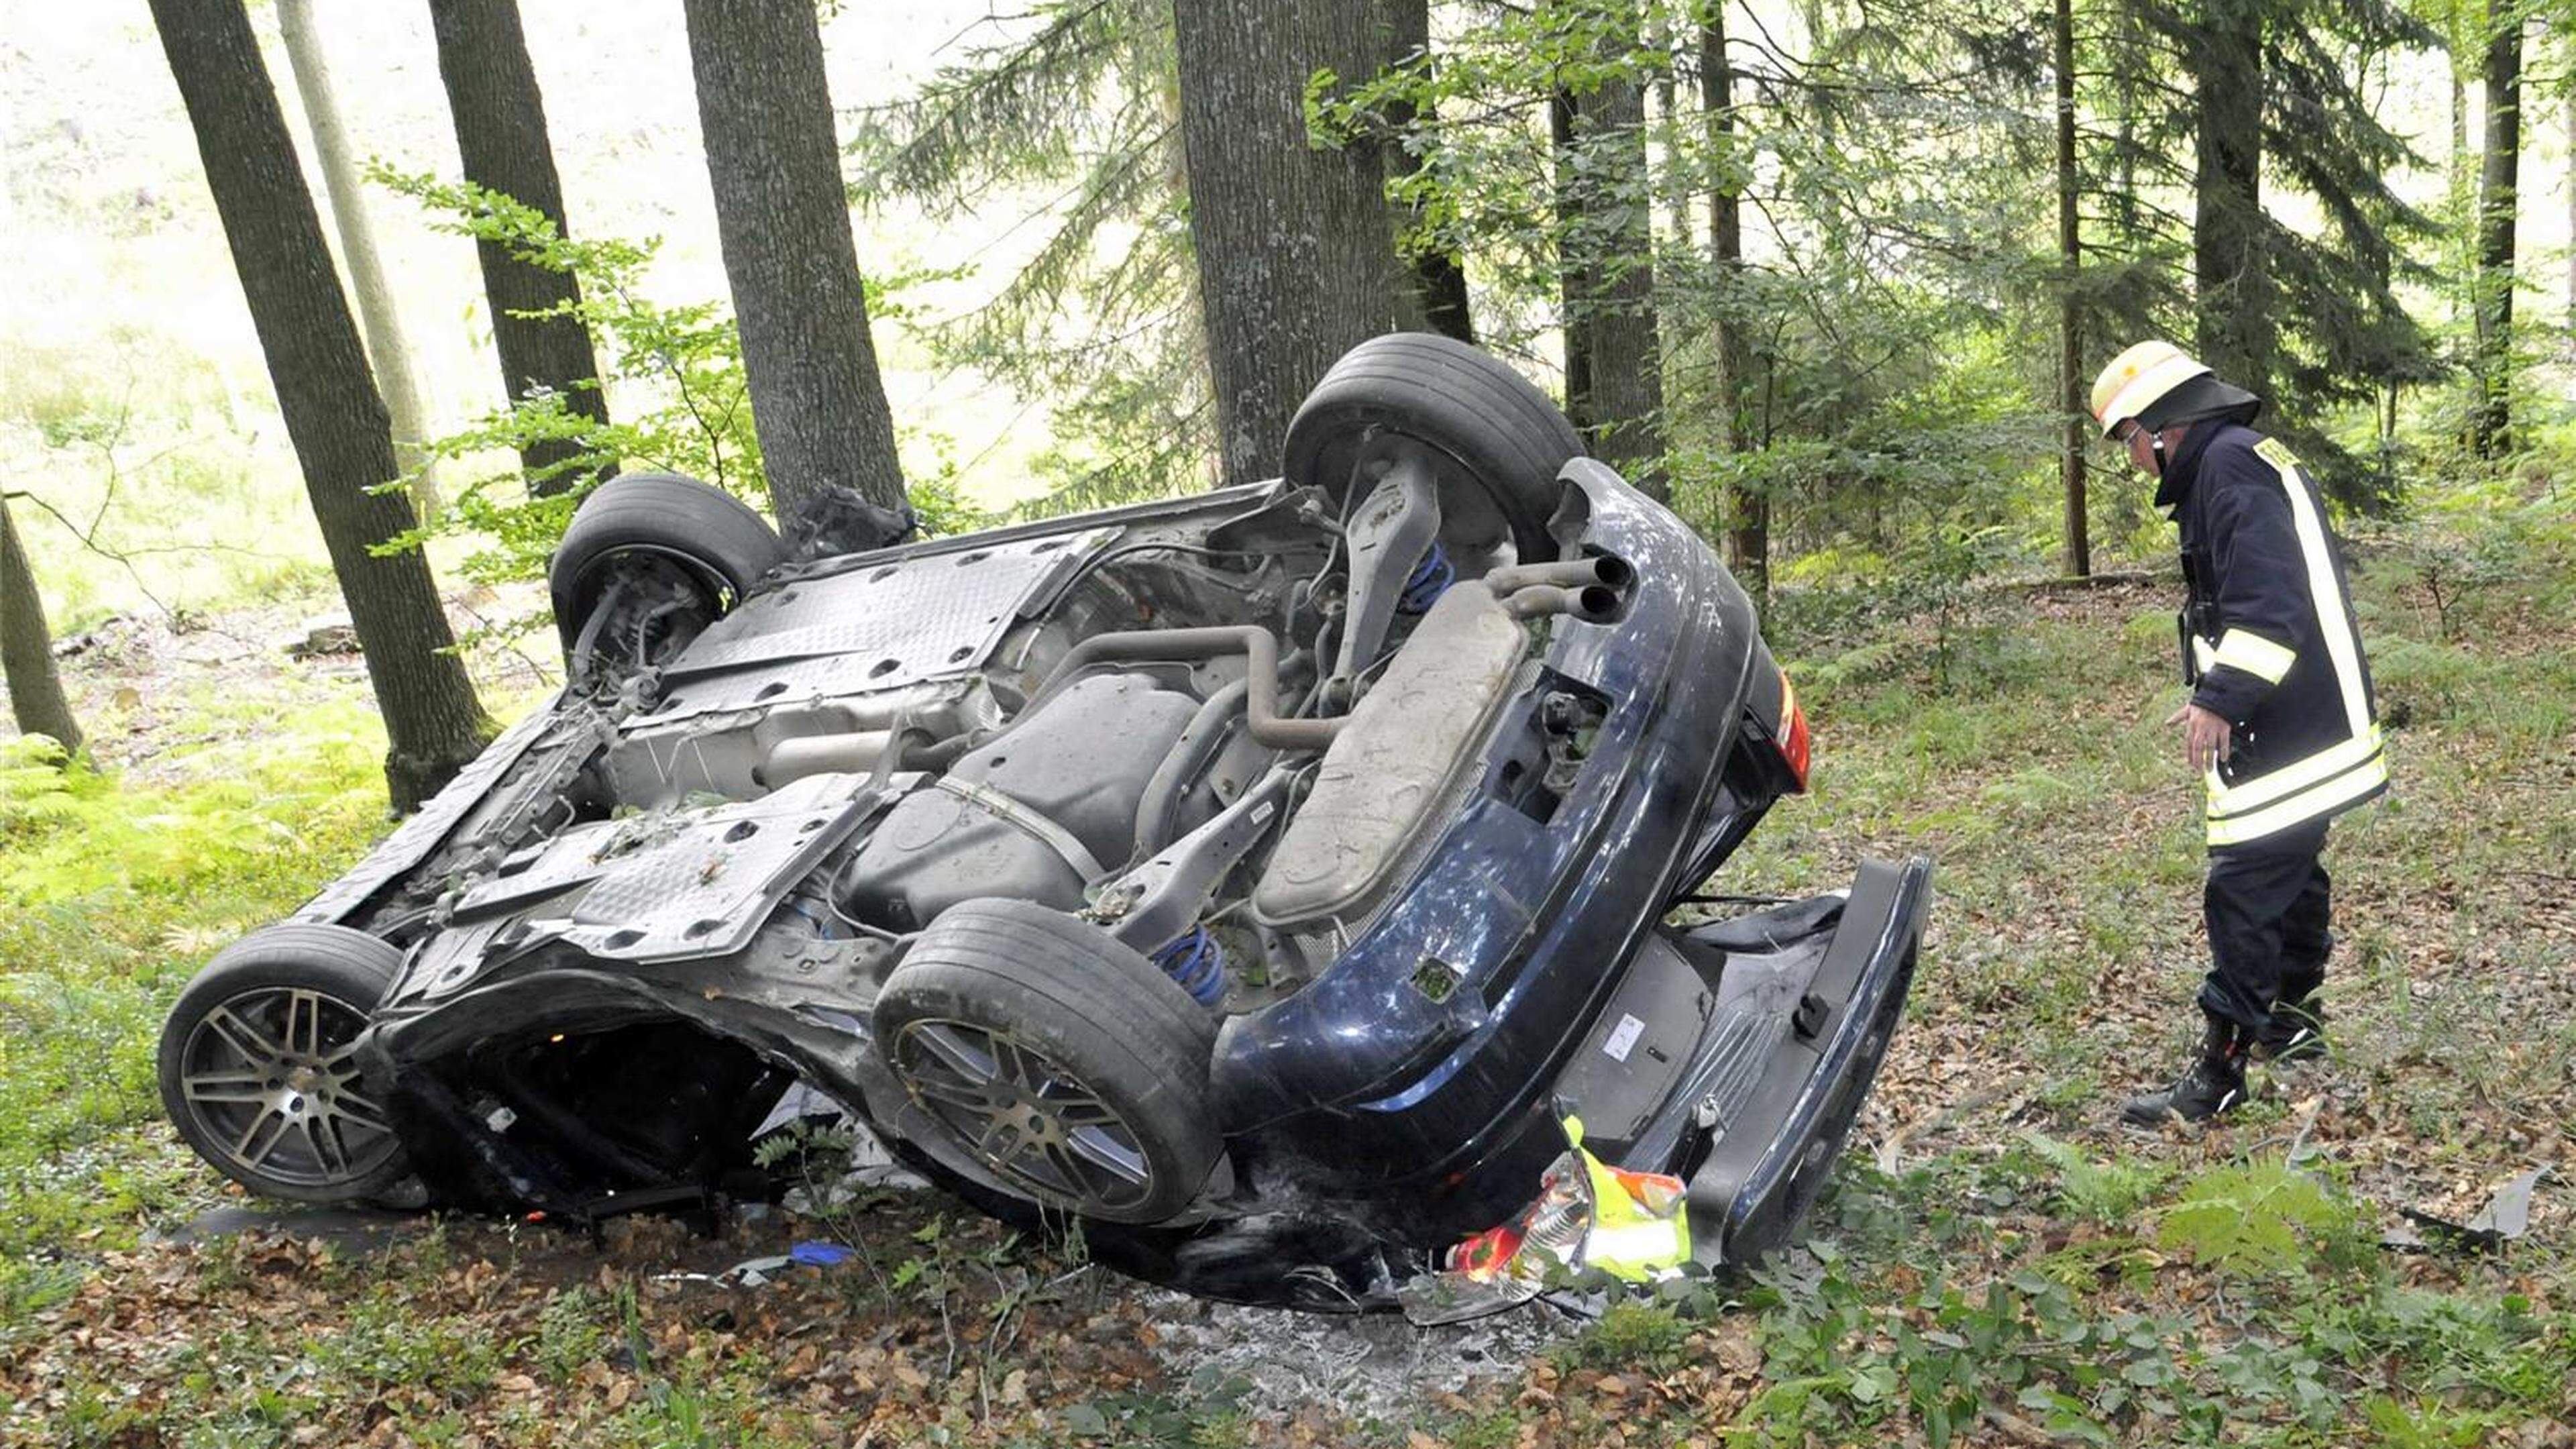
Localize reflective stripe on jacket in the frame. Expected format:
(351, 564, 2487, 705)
(2157, 425, 2386, 849)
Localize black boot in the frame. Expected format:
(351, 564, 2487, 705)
(2121, 1016, 2247, 1126)
(2256, 991, 2327, 1063)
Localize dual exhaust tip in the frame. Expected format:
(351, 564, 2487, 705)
(1486, 554, 1633, 624)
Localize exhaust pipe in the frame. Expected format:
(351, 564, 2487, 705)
(1483, 553, 1634, 596)
(1501, 582, 1622, 623)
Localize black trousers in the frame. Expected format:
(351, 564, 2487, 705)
(2198, 818, 2332, 1035)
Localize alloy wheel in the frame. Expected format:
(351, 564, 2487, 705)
(173, 985, 398, 1191)
(892, 1018, 1155, 1216)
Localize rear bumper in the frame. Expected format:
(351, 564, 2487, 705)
(1680, 855, 1931, 1264)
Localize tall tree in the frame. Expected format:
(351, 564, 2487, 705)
(1173, 0, 1401, 484)
(2189, 0, 2271, 396)
(427, 0, 615, 497)
(1549, 0, 1664, 498)
(276, 0, 441, 520)
(1384, 0, 1475, 343)
(682, 0, 907, 517)
(1700, 0, 1762, 598)
(149, 0, 491, 811)
(0, 494, 81, 757)
(2055, 0, 2090, 578)
(2136, 0, 2434, 507)
(2469, 0, 2523, 455)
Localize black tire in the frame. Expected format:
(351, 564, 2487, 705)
(547, 470, 787, 656)
(156, 924, 412, 1205)
(873, 900, 1219, 1225)
(1282, 333, 1585, 566)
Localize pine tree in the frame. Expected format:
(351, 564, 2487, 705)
(2137, 0, 2438, 506)
(2189, 0, 2271, 397)
(2055, 0, 2090, 578)
(851, 1, 1210, 510)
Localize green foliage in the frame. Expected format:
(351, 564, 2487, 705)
(367, 168, 985, 647)
(2155, 1161, 2358, 1278)
(1556, 1299, 1694, 1375)
(0, 701, 388, 1261)
(2020, 1133, 2165, 1226)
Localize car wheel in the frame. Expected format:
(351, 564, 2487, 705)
(1283, 332, 1586, 567)
(156, 924, 412, 1205)
(547, 470, 788, 662)
(873, 900, 1220, 1225)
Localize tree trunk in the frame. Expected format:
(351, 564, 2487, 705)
(2566, 85, 2573, 346)
(148, 0, 491, 811)
(2054, 0, 2089, 578)
(2190, 0, 2269, 396)
(427, 0, 615, 497)
(2451, 38, 2470, 328)
(276, 0, 441, 521)
(1173, 0, 1401, 485)
(1549, 0, 1664, 498)
(1552, 91, 1595, 433)
(1701, 1, 1762, 602)
(0, 494, 81, 756)
(682, 0, 906, 517)
(1383, 0, 1474, 343)
(2469, 1, 2521, 457)
(1653, 7, 1690, 246)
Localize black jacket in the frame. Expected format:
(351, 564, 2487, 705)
(2157, 423, 2385, 850)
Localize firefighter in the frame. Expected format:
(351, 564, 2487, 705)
(2089, 341, 2387, 1124)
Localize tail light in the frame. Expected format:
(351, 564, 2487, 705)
(1776, 669, 1811, 792)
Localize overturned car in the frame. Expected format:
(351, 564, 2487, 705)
(157, 336, 1929, 1309)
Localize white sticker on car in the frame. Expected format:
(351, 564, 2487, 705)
(1603, 1013, 1646, 1063)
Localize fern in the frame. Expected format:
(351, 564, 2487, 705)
(2157, 1162, 2354, 1278)
(2023, 1132, 2164, 1226)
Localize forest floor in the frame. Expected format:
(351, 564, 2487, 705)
(3, 515, 2571, 1448)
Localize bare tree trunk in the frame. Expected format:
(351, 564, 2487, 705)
(427, 0, 615, 498)
(276, 0, 440, 521)
(149, 0, 491, 811)
(682, 0, 906, 517)
(2055, 0, 2089, 578)
(1383, 0, 1474, 343)
(2469, 0, 2522, 456)
(1701, 1, 1762, 603)
(1549, 0, 1663, 498)
(0, 494, 81, 756)
(1173, 0, 1401, 484)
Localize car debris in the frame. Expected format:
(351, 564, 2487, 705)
(2385, 1166, 2553, 1253)
(155, 334, 1932, 1309)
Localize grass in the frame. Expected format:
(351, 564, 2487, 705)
(3, 489, 2571, 1445)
